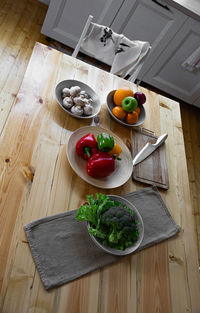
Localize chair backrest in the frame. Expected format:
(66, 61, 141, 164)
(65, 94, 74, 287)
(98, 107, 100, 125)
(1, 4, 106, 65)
(72, 15, 151, 83)
(72, 15, 93, 58)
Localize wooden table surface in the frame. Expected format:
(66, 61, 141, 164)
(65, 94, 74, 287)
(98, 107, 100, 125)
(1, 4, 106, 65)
(0, 42, 199, 313)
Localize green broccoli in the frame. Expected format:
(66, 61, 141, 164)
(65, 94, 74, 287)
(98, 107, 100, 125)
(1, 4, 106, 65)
(100, 206, 139, 250)
(76, 194, 139, 250)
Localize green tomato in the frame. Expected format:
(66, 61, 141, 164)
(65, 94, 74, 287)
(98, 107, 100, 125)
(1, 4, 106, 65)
(122, 97, 138, 112)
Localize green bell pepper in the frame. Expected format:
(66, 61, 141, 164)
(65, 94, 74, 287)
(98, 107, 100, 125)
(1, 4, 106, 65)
(97, 132, 115, 152)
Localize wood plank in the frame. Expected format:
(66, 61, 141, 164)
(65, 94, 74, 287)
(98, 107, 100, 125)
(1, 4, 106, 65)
(181, 103, 200, 266)
(0, 0, 47, 134)
(158, 95, 192, 312)
(137, 90, 171, 313)
(0, 43, 61, 306)
(159, 95, 200, 312)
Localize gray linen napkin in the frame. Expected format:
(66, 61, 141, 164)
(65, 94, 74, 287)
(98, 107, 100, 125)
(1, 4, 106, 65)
(24, 186, 180, 290)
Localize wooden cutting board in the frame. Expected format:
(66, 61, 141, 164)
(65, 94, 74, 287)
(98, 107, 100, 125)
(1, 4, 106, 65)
(131, 129, 169, 189)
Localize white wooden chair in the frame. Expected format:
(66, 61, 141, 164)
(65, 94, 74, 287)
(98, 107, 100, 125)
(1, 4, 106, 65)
(72, 15, 151, 83)
(72, 15, 94, 58)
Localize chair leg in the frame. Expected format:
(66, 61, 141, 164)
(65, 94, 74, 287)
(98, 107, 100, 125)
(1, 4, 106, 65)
(135, 79, 142, 86)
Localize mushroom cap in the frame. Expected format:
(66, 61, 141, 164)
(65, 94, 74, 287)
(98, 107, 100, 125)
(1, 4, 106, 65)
(71, 105, 83, 116)
(80, 90, 89, 98)
(62, 88, 71, 98)
(73, 96, 88, 106)
(70, 86, 81, 97)
(63, 96, 73, 108)
(83, 104, 93, 115)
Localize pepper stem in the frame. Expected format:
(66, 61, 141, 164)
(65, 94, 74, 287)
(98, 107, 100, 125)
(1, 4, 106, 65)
(113, 154, 121, 161)
(84, 147, 91, 158)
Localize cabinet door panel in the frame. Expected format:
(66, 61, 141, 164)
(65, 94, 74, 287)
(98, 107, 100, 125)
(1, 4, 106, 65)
(41, 0, 124, 48)
(111, 0, 187, 79)
(144, 18, 200, 104)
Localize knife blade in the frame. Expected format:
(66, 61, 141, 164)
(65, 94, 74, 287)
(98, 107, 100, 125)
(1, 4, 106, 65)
(132, 133, 168, 166)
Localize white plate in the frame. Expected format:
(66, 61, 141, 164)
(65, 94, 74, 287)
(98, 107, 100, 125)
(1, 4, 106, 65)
(66, 126, 133, 189)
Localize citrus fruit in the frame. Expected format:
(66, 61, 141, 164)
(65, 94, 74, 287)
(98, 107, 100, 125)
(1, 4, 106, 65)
(112, 106, 126, 120)
(113, 87, 134, 106)
(126, 111, 139, 124)
(135, 106, 141, 115)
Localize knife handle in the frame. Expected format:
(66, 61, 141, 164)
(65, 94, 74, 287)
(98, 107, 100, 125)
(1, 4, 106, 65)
(153, 133, 168, 147)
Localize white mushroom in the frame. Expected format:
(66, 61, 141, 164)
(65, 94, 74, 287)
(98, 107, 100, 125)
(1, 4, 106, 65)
(62, 88, 71, 98)
(83, 104, 93, 115)
(71, 105, 83, 116)
(70, 86, 81, 97)
(80, 90, 89, 98)
(73, 96, 88, 107)
(80, 94, 86, 99)
(84, 99, 91, 106)
(63, 97, 73, 108)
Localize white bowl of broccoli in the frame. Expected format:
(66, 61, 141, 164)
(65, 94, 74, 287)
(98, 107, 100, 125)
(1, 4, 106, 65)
(76, 193, 144, 256)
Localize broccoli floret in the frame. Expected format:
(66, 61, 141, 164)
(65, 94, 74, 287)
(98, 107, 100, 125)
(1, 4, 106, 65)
(100, 206, 139, 249)
(101, 206, 136, 230)
(76, 194, 140, 251)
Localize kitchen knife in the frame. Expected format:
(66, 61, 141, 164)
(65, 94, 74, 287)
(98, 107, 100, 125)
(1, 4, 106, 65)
(132, 133, 168, 166)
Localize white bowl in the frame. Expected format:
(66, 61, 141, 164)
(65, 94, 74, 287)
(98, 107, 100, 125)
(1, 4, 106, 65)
(55, 79, 101, 119)
(106, 90, 146, 127)
(87, 195, 144, 256)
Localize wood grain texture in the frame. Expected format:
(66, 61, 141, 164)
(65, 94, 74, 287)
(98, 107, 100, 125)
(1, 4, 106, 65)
(132, 130, 169, 189)
(0, 0, 48, 135)
(0, 0, 200, 311)
(180, 103, 200, 266)
(0, 42, 199, 313)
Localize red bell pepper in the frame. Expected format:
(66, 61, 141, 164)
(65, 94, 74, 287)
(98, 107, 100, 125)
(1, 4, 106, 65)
(76, 133, 98, 160)
(87, 152, 115, 178)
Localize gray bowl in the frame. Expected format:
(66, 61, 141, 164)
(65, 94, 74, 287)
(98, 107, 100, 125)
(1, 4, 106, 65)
(55, 79, 101, 119)
(106, 90, 146, 127)
(87, 195, 144, 256)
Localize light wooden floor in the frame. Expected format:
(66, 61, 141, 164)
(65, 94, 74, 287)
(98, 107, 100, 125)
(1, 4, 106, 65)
(0, 0, 200, 265)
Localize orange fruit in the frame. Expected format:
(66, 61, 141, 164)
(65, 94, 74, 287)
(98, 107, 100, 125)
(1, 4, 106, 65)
(126, 111, 138, 124)
(135, 106, 141, 115)
(112, 106, 126, 120)
(113, 87, 134, 106)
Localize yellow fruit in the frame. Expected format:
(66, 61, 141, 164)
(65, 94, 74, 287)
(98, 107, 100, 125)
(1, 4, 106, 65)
(135, 106, 141, 115)
(126, 111, 139, 124)
(112, 105, 126, 120)
(113, 87, 134, 106)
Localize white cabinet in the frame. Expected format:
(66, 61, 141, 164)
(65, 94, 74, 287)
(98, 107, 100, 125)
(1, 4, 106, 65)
(143, 17, 200, 106)
(193, 96, 200, 107)
(41, 0, 124, 49)
(41, 0, 200, 106)
(110, 0, 187, 80)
